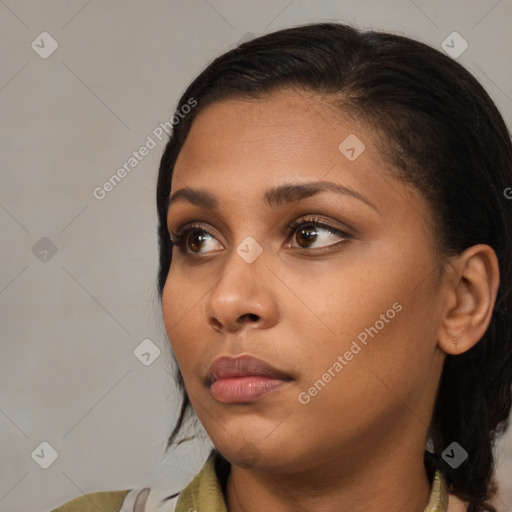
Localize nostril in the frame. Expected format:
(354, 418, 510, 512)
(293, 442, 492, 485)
(245, 313, 259, 322)
(210, 317, 222, 330)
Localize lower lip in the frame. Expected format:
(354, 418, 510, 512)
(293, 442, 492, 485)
(210, 376, 289, 403)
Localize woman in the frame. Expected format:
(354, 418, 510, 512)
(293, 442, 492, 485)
(52, 21, 512, 512)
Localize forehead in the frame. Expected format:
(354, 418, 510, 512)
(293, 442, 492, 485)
(180, 89, 350, 152)
(173, 89, 381, 186)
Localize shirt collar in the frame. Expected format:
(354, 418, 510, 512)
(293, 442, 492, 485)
(174, 449, 449, 512)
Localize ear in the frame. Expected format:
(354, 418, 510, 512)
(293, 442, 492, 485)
(437, 244, 500, 355)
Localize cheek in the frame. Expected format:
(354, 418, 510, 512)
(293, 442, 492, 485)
(162, 273, 196, 363)
(296, 250, 437, 404)
(295, 295, 434, 440)
(161, 274, 178, 340)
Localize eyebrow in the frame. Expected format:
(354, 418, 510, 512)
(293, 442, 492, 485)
(166, 181, 379, 214)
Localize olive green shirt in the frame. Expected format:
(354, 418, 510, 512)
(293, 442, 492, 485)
(51, 450, 449, 511)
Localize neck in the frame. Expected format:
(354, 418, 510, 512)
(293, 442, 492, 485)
(225, 433, 432, 512)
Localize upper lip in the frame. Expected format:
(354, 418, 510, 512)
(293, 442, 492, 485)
(206, 354, 293, 385)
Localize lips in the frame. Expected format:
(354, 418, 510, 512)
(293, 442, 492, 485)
(206, 354, 293, 385)
(206, 354, 293, 403)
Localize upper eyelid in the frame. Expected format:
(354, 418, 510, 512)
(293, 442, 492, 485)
(169, 217, 346, 235)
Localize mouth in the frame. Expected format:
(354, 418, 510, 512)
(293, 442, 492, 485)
(206, 354, 293, 404)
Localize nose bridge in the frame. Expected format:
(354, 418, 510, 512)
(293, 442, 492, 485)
(204, 235, 277, 330)
(213, 234, 266, 300)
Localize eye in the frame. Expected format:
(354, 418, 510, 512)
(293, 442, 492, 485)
(169, 223, 221, 254)
(284, 215, 350, 251)
(168, 216, 351, 256)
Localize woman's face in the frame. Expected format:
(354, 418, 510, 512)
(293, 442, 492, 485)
(162, 88, 448, 473)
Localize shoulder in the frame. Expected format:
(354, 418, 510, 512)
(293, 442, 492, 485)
(50, 489, 131, 512)
(51, 486, 182, 512)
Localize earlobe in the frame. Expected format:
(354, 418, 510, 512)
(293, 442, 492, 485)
(437, 244, 500, 356)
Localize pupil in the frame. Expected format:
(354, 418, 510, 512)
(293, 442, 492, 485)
(190, 231, 205, 252)
(298, 226, 318, 247)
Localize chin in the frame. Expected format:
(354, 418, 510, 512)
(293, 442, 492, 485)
(212, 431, 307, 473)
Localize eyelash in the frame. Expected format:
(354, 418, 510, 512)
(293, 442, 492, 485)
(168, 215, 351, 256)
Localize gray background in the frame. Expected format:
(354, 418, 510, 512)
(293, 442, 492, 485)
(1, 1, 512, 511)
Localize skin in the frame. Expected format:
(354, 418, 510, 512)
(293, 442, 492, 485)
(161, 88, 499, 512)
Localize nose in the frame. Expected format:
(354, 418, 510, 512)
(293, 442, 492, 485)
(204, 248, 279, 333)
